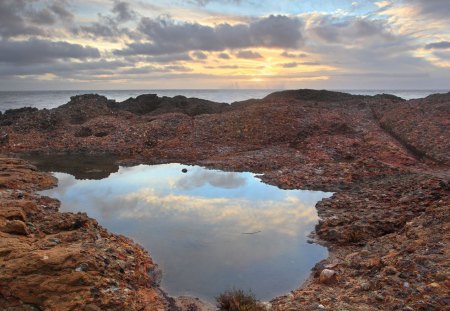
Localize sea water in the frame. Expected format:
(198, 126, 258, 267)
(0, 89, 447, 112)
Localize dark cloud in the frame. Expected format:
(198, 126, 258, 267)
(115, 15, 303, 55)
(235, 50, 262, 59)
(112, 0, 136, 22)
(75, 1, 137, 39)
(120, 65, 192, 75)
(281, 51, 307, 58)
(49, 1, 74, 21)
(309, 15, 392, 44)
(409, 0, 450, 19)
(281, 61, 321, 68)
(0, 0, 75, 38)
(191, 51, 208, 60)
(425, 41, 450, 50)
(281, 62, 298, 68)
(0, 59, 127, 77)
(79, 19, 119, 38)
(146, 53, 193, 63)
(0, 39, 100, 64)
(0, 0, 43, 38)
(218, 52, 231, 59)
(29, 9, 56, 25)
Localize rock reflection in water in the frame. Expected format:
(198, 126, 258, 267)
(40, 163, 332, 302)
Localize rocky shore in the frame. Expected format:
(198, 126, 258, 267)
(0, 90, 448, 310)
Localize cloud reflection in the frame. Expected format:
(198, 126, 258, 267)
(175, 169, 246, 190)
(93, 188, 318, 237)
(41, 163, 332, 301)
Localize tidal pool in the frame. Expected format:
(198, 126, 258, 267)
(35, 158, 332, 302)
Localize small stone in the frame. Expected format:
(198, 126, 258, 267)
(75, 263, 89, 272)
(403, 282, 410, 288)
(181, 168, 188, 173)
(427, 282, 440, 289)
(360, 282, 370, 291)
(319, 269, 337, 284)
(385, 265, 398, 275)
(85, 304, 101, 311)
(375, 293, 384, 301)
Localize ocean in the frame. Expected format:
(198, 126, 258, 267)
(0, 89, 447, 112)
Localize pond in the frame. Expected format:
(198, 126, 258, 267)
(29, 154, 332, 302)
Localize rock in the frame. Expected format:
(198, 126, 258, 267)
(182, 168, 188, 173)
(319, 269, 337, 284)
(0, 132, 8, 145)
(384, 265, 398, 275)
(360, 282, 370, 291)
(75, 127, 93, 137)
(0, 219, 29, 235)
(75, 263, 89, 272)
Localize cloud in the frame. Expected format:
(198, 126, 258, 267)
(48, 1, 74, 21)
(112, 0, 136, 22)
(191, 50, 208, 60)
(409, 0, 450, 19)
(74, 1, 138, 39)
(218, 52, 231, 59)
(115, 14, 303, 56)
(235, 50, 263, 59)
(0, 0, 43, 38)
(308, 15, 393, 44)
(281, 51, 307, 58)
(0, 59, 127, 77)
(0, 0, 75, 38)
(281, 62, 299, 68)
(425, 41, 450, 50)
(0, 39, 100, 65)
(190, 0, 242, 5)
(28, 8, 56, 25)
(146, 53, 193, 63)
(107, 189, 320, 237)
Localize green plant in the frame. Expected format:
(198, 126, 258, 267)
(216, 289, 266, 311)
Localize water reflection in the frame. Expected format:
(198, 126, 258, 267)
(40, 163, 332, 302)
(21, 153, 118, 180)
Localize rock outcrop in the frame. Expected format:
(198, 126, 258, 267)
(0, 89, 448, 310)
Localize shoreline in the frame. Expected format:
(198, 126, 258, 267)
(1, 89, 448, 310)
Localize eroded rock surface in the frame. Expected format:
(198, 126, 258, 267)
(0, 158, 170, 311)
(0, 89, 449, 310)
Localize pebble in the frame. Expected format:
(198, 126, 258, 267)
(75, 263, 89, 272)
(319, 269, 337, 284)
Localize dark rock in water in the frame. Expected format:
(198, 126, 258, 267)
(75, 127, 93, 137)
(182, 168, 188, 173)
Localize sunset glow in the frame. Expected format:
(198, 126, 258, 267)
(0, 0, 449, 90)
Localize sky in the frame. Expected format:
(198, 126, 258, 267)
(0, 0, 449, 90)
